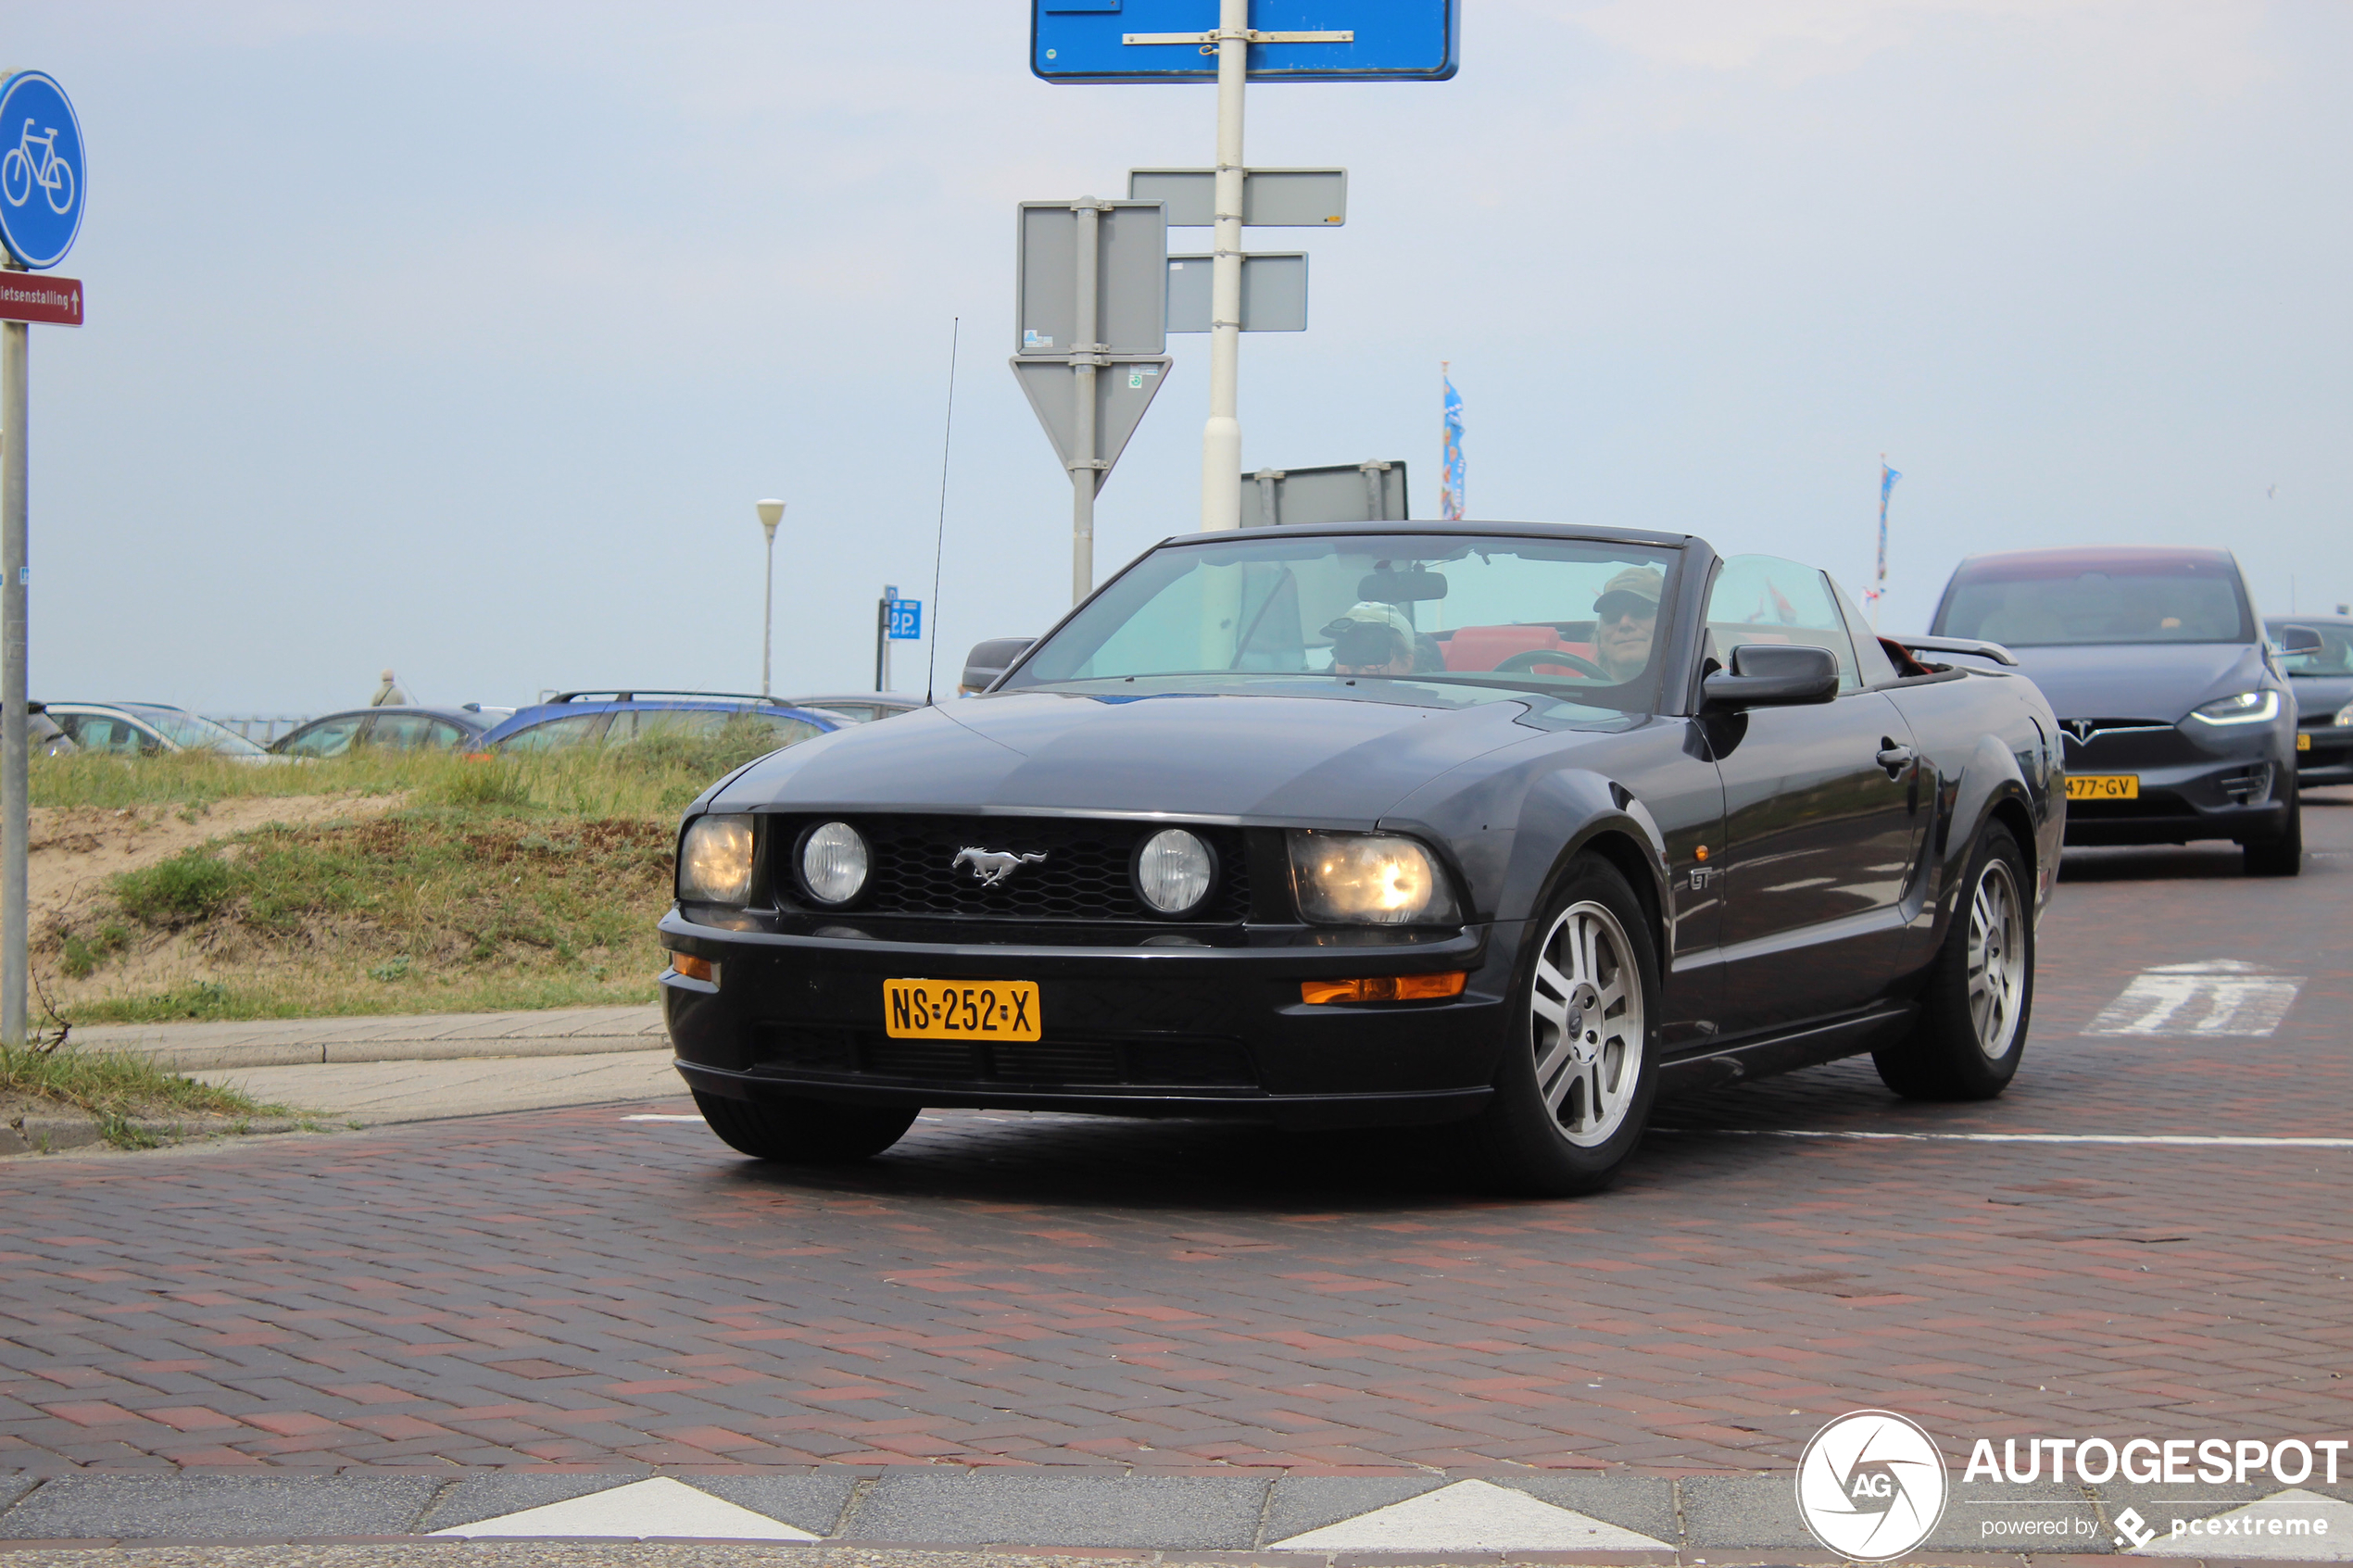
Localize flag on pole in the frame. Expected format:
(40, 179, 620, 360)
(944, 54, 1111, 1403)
(1868, 455, 1901, 626)
(1440, 364, 1466, 521)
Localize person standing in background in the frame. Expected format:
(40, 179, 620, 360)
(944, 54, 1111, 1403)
(370, 669, 408, 707)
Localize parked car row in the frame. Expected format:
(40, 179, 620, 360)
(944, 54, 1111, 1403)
(25, 690, 929, 764)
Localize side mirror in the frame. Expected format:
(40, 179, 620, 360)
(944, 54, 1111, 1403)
(961, 636, 1037, 694)
(2276, 624, 2325, 658)
(1703, 643, 1841, 710)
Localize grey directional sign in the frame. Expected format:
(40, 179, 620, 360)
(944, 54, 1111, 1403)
(1128, 168, 1347, 227)
(1240, 460, 1409, 528)
(1010, 356, 1174, 494)
(1015, 199, 1167, 357)
(1166, 252, 1307, 333)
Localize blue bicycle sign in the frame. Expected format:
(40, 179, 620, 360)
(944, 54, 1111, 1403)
(0, 73, 83, 270)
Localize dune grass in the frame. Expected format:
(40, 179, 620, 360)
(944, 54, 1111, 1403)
(0, 1042, 281, 1121)
(36, 733, 787, 1023)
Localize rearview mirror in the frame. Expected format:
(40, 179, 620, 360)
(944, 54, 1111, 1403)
(961, 637, 1036, 694)
(1357, 568, 1449, 604)
(2276, 624, 2325, 658)
(1703, 643, 1840, 711)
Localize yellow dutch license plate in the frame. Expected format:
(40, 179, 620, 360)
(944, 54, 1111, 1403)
(2298, 733, 2312, 752)
(2066, 774, 2140, 801)
(885, 979, 1041, 1041)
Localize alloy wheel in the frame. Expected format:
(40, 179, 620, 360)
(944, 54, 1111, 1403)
(1968, 857, 2026, 1060)
(1529, 899, 1645, 1148)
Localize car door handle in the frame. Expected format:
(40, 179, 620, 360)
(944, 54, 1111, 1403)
(1876, 741, 1916, 774)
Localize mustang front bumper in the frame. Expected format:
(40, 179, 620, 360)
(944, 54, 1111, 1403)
(660, 910, 1517, 1130)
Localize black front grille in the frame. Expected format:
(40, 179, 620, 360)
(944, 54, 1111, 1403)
(753, 1023, 1257, 1088)
(773, 814, 1252, 923)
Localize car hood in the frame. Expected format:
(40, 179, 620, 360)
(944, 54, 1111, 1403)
(2005, 642, 2268, 722)
(710, 690, 1546, 823)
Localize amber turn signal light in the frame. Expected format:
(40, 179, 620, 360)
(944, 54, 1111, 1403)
(1301, 972, 1467, 1005)
(671, 953, 716, 983)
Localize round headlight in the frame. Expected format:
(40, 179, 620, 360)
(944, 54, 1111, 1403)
(799, 821, 869, 906)
(1134, 827, 1214, 916)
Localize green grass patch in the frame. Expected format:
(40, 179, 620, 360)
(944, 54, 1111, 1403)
(37, 733, 799, 1022)
(0, 1043, 280, 1122)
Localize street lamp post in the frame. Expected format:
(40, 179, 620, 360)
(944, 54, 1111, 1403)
(755, 498, 785, 696)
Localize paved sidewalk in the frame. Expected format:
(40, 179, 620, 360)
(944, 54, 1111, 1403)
(189, 1048, 681, 1125)
(68, 1006, 666, 1072)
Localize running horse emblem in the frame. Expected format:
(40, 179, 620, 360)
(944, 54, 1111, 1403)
(952, 847, 1047, 887)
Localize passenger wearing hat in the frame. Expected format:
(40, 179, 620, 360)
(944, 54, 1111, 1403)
(1321, 601, 1417, 677)
(1592, 567, 1664, 684)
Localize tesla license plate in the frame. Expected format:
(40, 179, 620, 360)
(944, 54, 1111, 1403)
(2066, 773, 2140, 801)
(885, 979, 1041, 1041)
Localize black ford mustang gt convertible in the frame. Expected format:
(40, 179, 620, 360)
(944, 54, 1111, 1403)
(661, 521, 2064, 1195)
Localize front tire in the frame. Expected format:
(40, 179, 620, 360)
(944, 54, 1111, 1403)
(1874, 822, 2032, 1100)
(1468, 855, 1661, 1197)
(2244, 789, 2302, 877)
(693, 1090, 917, 1164)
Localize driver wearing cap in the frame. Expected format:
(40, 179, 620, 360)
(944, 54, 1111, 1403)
(1322, 601, 1418, 677)
(1593, 567, 1664, 683)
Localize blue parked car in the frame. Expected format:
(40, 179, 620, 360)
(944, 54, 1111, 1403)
(477, 691, 840, 754)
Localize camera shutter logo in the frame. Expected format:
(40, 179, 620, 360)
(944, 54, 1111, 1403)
(1794, 1410, 1949, 1561)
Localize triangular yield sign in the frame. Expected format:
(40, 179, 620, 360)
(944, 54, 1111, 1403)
(433, 1476, 818, 1540)
(1009, 355, 1173, 492)
(1271, 1478, 1672, 1552)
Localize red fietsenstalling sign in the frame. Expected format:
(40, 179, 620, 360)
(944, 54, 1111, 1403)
(0, 274, 81, 326)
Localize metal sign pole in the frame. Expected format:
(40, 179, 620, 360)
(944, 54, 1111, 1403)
(1, 313, 24, 1049)
(1199, 0, 1249, 533)
(1070, 199, 1104, 600)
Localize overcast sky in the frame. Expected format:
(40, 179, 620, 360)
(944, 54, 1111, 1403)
(8, 1, 2350, 716)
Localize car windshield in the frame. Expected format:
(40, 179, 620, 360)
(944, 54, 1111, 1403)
(1002, 532, 1681, 711)
(2271, 622, 2353, 676)
(1935, 556, 2253, 646)
(122, 705, 268, 756)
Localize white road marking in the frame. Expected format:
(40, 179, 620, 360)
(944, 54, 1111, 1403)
(2085, 959, 2303, 1037)
(2135, 1488, 2353, 1559)
(1272, 1478, 1671, 1552)
(621, 1114, 704, 1122)
(1658, 1130, 2353, 1148)
(434, 1476, 816, 1540)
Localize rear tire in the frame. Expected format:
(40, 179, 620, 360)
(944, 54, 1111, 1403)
(1874, 822, 2032, 1101)
(1466, 855, 1661, 1197)
(2244, 790, 2302, 877)
(693, 1090, 917, 1163)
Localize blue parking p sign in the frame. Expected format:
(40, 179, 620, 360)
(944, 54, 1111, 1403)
(0, 72, 84, 270)
(887, 599, 922, 641)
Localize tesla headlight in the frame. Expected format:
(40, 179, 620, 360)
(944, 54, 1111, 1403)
(798, 820, 869, 906)
(678, 814, 754, 904)
(1288, 830, 1461, 926)
(2188, 690, 2281, 726)
(1134, 828, 1214, 916)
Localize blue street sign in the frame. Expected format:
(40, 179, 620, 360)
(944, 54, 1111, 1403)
(886, 599, 923, 641)
(0, 73, 84, 270)
(1034, 1, 1457, 82)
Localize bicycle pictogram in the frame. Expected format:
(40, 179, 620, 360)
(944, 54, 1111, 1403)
(1, 119, 74, 216)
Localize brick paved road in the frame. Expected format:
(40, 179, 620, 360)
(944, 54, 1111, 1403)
(1, 797, 2348, 1478)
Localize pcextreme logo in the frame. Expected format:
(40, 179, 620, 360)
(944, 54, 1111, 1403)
(1795, 1410, 1951, 1561)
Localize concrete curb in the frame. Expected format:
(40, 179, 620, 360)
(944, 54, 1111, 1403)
(59, 1004, 667, 1072)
